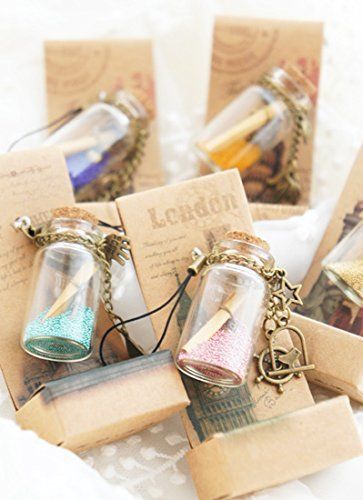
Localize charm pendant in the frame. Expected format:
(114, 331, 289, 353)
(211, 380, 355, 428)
(254, 326, 315, 393)
(254, 267, 314, 393)
(104, 233, 131, 266)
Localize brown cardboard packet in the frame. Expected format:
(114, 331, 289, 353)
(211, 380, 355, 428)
(187, 396, 363, 500)
(250, 202, 307, 221)
(0, 170, 128, 410)
(115, 172, 362, 494)
(292, 313, 363, 402)
(295, 146, 363, 402)
(0, 150, 188, 451)
(44, 39, 164, 194)
(16, 350, 189, 452)
(204, 16, 324, 206)
(116, 171, 313, 434)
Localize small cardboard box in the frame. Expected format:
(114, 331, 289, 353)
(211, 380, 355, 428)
(204, 16, 324, 206)
(115, 170, 362, 494)
(44, 39, 164, 195)
(187, 396, 363, 500)
(292, 312, 363, 403)
(296, 146, 363, 402)
(16, 350, 188, 452)
(0, 148, 189, 450)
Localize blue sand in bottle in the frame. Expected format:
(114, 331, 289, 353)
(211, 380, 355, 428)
(25, 306, 95, 353)
(68, 151, 110, 191)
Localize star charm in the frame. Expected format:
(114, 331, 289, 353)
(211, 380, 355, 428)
(272, 278, 303, 309)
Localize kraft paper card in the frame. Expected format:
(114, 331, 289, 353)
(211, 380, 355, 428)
(205, 16, 324, 205)
(116, 170, 314, 448)
(0, 151, 129, 410)
(0, 148, 75, 408)
(44, 39, 164, 194)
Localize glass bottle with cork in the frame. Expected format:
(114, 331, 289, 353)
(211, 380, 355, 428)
(14, 207, 133, 362)
(175, 231, 272, 387)
(195, 65, 315, 203)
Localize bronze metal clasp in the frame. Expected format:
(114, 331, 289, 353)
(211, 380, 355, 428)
(255, 325, 315, 393)
(13, 216, 38, 239)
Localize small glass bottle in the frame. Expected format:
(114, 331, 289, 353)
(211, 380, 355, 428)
(20, 209, 103, 362)
(45, 90, 148, 202)
(195, 66, 312, 175)
(322, 221, 363, 307)
(175, 231, 272, 387)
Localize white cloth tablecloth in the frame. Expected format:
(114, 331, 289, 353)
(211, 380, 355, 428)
(0, 1, 362, 499)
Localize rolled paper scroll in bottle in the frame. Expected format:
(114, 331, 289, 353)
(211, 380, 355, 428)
(175, 232, 272, 387)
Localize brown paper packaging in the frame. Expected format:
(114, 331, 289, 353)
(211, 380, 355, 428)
(292, 313, 363, 402)
(0, 149, 188, 451)
(16, 350, 189, 452)
(204, 16, 324, 206)
(44, 39, 164, 194)
(115, 170, 362, 494)
(296, 146, 363, 402)
(187, 396, 363, 500)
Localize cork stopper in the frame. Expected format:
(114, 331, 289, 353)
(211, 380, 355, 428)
(51, 207, 99, 226)
(285, 63, 316, 98)
(225, 230, 270, 252)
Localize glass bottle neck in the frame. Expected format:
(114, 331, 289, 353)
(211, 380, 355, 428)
(267, 67, 311, 111)
(44, 217, 103, 244)
(214, 239, 275, 270)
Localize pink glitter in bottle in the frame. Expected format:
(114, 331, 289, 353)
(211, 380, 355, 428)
(175, 231, 273, 387)
(178, 318, 254, 384)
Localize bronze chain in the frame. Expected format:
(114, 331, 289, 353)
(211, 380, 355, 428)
(259, 73, 310, 205)
(76, 99, 149, 202)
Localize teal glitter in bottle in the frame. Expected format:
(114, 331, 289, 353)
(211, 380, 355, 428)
(24, 306, 96, 361)
(19, 211, 103, 362)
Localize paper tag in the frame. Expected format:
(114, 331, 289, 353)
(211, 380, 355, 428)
(116, 170, 314, 447)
